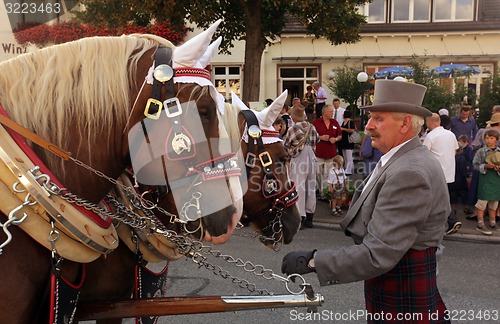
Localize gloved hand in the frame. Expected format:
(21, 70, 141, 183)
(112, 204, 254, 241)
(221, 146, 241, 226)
(281, 250, 317, 276)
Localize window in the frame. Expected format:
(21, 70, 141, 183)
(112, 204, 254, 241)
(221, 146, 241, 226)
(358, 0, 386, 23)
(213, 66, 241, 100)
(393, 0, 431, 22)
(434, 0, 474, 21)
(359, 0, 474, 23)
(279, 66, 319, 103)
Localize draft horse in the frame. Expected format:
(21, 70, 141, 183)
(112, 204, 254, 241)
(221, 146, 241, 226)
(0, 21, 246, 323)
(223, 91, 301, 249)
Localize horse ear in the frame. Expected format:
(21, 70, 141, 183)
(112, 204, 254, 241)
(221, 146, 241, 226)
(199, 36, 222, 68)
(256, 90, 288, 128)
(173, 19, 222, 68)
(231, 91, 249, 111)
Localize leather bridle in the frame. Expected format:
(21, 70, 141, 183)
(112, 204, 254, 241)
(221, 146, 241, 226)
(131, 47, 241, 223)
(239, 110, 298, 227)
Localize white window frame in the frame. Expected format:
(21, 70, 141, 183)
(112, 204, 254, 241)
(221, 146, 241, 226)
(212, 65, 242, 101)
(433, 0, 474, 22)
(358, 0, 386, 24)
(392, 0, 431, 23)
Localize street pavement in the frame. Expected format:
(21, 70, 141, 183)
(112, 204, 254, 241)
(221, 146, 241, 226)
(313, 164, 500, 245)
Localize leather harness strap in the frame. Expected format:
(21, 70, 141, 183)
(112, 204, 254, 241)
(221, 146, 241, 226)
(0, 111, 71, 160)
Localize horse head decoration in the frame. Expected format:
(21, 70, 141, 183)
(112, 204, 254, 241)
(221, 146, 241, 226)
(223, 91, 301, 250)
(0, 19, 246, 323)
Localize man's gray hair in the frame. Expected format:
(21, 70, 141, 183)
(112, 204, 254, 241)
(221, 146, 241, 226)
(393, 112, 424, 134)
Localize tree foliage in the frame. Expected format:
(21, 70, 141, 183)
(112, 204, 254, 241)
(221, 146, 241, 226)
(325, 65, 370, 110)
(410, 56, 467, 113)
(478, 66, 500, 127)
(72, 0, 367, 102)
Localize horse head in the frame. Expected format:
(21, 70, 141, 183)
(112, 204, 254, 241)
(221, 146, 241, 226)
(126, 19, 242, 245)
(224, 91, 301, 249)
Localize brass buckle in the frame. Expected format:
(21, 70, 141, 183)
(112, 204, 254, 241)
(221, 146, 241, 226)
(164, 97, 183, 118)
(259, 151, 272, 167)
(245, 152, 256, 168)
(144, 98, 163, 119)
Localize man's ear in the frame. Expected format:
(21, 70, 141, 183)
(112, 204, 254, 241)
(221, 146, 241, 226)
(400, 115, 413, 133)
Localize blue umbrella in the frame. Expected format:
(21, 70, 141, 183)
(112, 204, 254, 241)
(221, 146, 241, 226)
(428, 63, 481, 77)
(374, 66, 414, 79)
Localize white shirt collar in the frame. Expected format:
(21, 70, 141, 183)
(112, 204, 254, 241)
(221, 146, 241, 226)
(379, 137, 414, 167)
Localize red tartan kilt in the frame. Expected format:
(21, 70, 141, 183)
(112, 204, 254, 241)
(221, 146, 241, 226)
(364, 247, 450, 324)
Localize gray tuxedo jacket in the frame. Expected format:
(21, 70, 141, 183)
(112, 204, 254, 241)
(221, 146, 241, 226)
(315, 137, 450, 286)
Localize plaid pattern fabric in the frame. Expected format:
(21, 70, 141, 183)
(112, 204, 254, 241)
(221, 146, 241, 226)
(364, 247, 450, 324)
(283, 121, 318, 158)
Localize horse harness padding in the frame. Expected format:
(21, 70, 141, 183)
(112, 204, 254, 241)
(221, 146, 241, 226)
(239, 110, 298, 226)
(0, 109, 118, 262)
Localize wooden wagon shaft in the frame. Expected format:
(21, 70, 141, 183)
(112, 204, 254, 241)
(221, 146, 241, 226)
(75, 293, 324, 320)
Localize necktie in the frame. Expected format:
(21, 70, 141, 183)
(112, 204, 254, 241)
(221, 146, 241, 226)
(334, 109, 337, 120)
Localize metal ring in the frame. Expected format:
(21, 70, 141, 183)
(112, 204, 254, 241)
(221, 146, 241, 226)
(285, 274, 307, 295)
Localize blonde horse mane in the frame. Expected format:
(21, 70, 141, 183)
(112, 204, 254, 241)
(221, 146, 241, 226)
(0, 34, 174, 167)
(221, 102, 244, 152)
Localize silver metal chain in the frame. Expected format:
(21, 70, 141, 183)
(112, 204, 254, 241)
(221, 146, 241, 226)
(49, 157, 301, 295)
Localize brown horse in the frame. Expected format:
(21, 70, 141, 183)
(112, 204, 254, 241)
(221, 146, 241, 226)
(222, 91, 302, 249)
(0, 21, 245, 323)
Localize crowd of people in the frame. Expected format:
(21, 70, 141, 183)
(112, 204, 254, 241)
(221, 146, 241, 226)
(276, 82, 500, 237)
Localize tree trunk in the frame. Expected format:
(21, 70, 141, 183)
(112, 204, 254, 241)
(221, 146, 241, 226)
(242, 1, 265, 104)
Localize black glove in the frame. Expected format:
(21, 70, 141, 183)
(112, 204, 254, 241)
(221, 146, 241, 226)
(281, 250, 317, 276)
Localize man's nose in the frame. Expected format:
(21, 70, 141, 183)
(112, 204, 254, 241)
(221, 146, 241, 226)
(365, 118, 374, 129)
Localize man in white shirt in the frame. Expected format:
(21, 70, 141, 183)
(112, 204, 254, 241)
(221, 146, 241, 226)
(313, 81, 327, 119)
(424, 113, 461, 234)
(332, 98, 345, 126)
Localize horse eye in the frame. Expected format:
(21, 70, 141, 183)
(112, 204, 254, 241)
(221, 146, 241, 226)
(197, 107, 212, 120)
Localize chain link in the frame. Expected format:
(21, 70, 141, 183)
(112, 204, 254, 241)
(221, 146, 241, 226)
(46, 157, 297, 295)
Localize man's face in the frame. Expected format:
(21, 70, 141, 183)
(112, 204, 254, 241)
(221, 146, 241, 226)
(365, 111, 407, 153)
(333, 101, 340, 109)
(459, 109, 470, 120)
(323, 106, 334, 119)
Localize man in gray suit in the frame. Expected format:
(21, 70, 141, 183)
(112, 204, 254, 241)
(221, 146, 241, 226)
(282, 80, 451, 323)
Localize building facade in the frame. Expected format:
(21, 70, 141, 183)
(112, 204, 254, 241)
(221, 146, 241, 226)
(205, 0, 500, 108)
(2, 1, 499, 109)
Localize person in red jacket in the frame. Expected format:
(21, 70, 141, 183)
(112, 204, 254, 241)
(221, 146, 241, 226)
(312, 104, 342, 199)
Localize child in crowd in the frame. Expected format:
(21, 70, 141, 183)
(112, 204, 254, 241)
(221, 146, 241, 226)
(273, 116, 286, 138)
(472, 129, 500, 235)
(328, 155, 347, 216)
